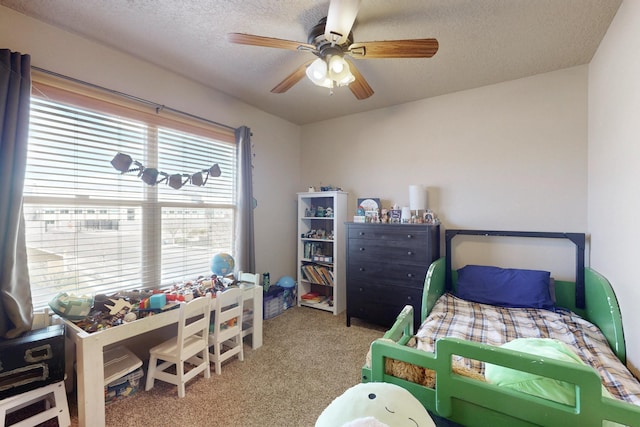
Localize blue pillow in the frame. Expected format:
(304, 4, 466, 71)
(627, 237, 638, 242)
(456, 265, 554, 309)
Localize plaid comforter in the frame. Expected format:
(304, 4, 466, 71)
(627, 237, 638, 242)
(414, 293, 640, 405)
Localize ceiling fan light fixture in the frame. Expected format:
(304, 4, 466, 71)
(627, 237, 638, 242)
(306, 55, 354, 89)
(328, 55, 345, 73)
(328, 55, 355, 87)
(306, 58, 333, 88)
(306, 58, 328, 84)
(337, 73, 355, 87)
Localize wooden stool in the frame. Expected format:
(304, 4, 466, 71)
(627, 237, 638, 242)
(0, 381, 70, 427)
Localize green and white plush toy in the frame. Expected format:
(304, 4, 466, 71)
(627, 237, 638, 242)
(315, 382, 435, 427)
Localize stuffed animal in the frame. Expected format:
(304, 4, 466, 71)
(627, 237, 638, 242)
(366, 338, 486, 388)
(315, 382, 435, 427)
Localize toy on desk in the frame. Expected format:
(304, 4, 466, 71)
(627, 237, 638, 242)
(123, 312, 137, 323)
(315, 382, 435, 427)
(105, 298, 133, 315)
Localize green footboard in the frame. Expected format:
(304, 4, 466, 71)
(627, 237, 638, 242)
(361, 257, 638, 426)
(363, 325, 640, 426)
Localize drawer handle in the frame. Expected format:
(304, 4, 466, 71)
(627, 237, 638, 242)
(359, 231, 365, 236)
(407, 295, 413, 301)
(359, 267, 365, 272)
(407, 234, 413, 239)
(407, 251, 413, 256)
(359, 247, 365, 251)
(407, 273, 414, 278)
(358, 287, 364, 292)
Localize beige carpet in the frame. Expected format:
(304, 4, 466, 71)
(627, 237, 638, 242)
(67, 306, 386, 427)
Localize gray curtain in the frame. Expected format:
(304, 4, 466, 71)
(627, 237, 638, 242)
(0, 49, 33, 339)
(234, 126, 256, 274)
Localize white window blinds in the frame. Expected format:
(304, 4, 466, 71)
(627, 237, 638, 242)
(24, 84, 237, 309)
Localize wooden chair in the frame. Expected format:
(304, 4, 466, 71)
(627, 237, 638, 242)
(1, 311, 70, 427)
(145, 297, 211, 397)
(0, 381, 70, 427)
(237, 271, 261, 346)
(209, 288, 244, 375)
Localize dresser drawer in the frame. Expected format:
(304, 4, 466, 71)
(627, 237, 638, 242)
(348, 226, 431, 245)
(348, 282, 421, 305)
(348, 238, 430, 265)
(348, 302, 403, 328)
(347, 283, 421, 328)
(347, 260, 427, 288)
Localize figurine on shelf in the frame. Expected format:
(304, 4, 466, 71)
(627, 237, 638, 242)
(381, 208, 389, 223)
(424, 210, 436, 224)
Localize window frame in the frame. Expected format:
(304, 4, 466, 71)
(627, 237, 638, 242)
(25, 72, 238, 309)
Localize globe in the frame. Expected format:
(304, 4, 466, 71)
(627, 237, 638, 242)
(210, 252, 235, 276)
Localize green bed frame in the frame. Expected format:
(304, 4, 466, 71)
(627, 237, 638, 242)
(362, 230, 640, 427)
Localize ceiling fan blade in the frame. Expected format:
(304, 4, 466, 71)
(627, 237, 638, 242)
(349, 39, 439, 58)
(324, 0, 361, 45)
(345, 58, 373, 100)
(227, 33, 315, 51)
(271, 60, 314, 94)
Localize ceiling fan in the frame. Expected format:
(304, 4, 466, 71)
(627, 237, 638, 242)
(226, 0, 438, 100)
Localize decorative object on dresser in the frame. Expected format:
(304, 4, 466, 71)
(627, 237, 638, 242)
(297, 191, 348, 314)
(408, 184, 427, 220)
(345, 222, 440, 330)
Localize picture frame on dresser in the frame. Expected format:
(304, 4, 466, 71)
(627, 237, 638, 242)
(357, 197, 380, 221)
(389, 209, 402, 223)
(356, 198, 380, 211)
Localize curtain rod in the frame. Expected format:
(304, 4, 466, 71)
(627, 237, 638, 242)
(32, 66, 237, 132)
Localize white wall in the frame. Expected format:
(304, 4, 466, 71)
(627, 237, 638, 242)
(0, 5, 302, 282)
(301, 67, 588, 279)
(589, 0, 640, 370)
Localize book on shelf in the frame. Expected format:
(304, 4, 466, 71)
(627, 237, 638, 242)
(300, 263, 334, 286)
(301, 292, 320, 300)
(300, 292, 328, 304)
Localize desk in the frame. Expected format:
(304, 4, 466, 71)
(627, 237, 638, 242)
(64, 285, 262, 427)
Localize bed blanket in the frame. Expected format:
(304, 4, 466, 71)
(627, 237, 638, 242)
(414, 293, 640, 405)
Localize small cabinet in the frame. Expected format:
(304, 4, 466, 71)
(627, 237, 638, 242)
(297, 191, 348, 315)
(345, 222, 440, 330)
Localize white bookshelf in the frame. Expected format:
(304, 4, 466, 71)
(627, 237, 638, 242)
(297, 191, 347, 315)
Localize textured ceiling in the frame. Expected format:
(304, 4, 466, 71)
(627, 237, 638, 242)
(0, 0, 622, 125)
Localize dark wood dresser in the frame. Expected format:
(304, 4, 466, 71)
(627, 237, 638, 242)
(345, 222, 440, 331)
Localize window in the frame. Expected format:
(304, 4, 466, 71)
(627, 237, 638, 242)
(24, 79, 237, 309)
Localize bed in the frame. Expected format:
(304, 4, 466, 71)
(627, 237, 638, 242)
(362, 229, 640, 427)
